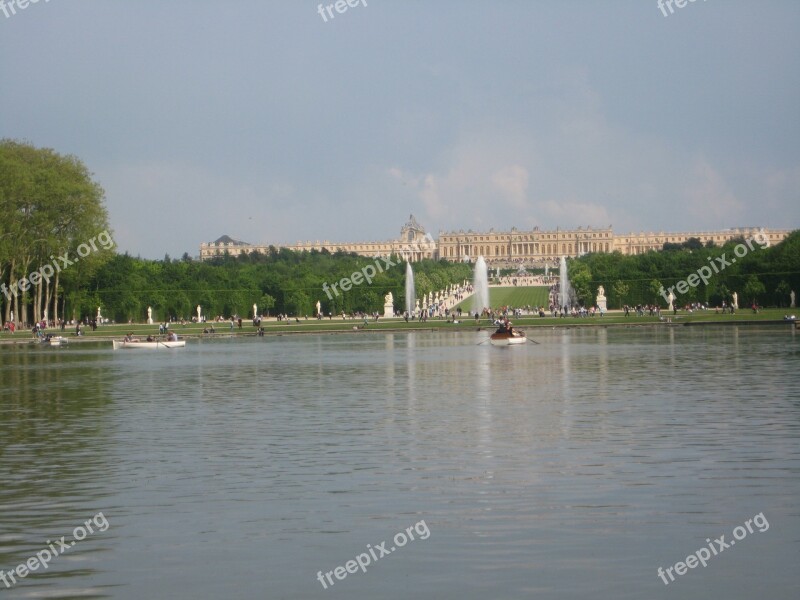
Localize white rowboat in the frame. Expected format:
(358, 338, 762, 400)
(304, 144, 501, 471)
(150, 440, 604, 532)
(489, 330, 527, 346)
(112, 340, 186, 350)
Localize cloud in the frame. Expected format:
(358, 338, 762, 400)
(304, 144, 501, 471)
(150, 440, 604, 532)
(683, 158, 744, 224)
(538, 199, 612, 227)
(491, 165, 530, 210)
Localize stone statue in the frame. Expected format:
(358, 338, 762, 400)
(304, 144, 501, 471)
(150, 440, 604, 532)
(596, 286, 607, 312)
(196, 305, 202, 323)
(383, 292, 394, 319)
(253, 303, 258, 318)
(316, 300, 322, 316)
(791, 290, 796, 308)
(667, 291, 675, 311)
(147, 306, 153, 325)
(732, 292, 738, 310)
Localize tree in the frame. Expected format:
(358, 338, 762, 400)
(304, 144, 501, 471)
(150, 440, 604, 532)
(259, 294, 276, 316)
(682, 237, 704, 251)
(0, 140, 111, 326)
(649, 279, 664, 304)
(612, 280, 630, 308)
(566, 261, 592, 306)
(775, 280, 791, 307)
(742, 275, 766, 305)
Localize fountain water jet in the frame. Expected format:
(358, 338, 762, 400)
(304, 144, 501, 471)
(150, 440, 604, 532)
(405, 262, 416, 316)
(472, 256, 490, 315)
(559, 256, 574, 309)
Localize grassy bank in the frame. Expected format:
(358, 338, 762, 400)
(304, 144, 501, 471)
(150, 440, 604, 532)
(1, 308, 795, 345)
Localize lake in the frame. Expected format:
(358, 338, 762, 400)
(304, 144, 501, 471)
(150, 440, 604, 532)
(1, 326, 798, 599)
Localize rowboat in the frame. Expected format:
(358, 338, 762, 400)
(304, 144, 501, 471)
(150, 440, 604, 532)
(489, 328, 527, 346)
(112, 340, 186, 350)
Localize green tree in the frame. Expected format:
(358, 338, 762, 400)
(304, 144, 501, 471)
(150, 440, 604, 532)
(259, 294, 276, 316)
(649, 279, 664, 305)
(742, 275, 766, 305)
(567, 260, 592, 306)
(0, 140, 111, 325)
(775, 280, 791, 307)
(612, 280, 630, 308)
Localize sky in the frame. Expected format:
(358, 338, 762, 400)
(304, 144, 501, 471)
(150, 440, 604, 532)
(2, 0, 799, 259)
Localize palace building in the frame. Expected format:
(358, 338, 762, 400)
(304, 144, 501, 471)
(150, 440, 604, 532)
(200, 217, 792, 265)
(200, 215, 437, 262)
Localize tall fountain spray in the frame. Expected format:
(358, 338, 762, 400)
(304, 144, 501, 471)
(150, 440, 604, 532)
(559, 256, 573, 308)
(472, 256, 490, 315)
(405, 262, 416, 316)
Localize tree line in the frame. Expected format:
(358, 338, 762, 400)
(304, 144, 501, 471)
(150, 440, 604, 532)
(85, 250, 474, 323)
(566, 231, 800, 309)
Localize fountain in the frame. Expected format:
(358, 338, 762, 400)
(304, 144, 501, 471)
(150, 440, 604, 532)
(559, 256, 574, 309)
(405, 262, 416, 316)
(472, 256, 490, 315)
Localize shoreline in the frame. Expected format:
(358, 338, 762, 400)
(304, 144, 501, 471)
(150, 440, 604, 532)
(2, 314, 796, 346)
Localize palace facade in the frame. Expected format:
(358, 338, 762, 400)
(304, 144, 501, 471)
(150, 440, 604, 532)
(200, 217, 792, 265)
(200, 215, 437, 262)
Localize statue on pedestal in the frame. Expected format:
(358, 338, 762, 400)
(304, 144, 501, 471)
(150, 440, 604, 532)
(196, 305, 202, 323)
(732, 292, 739, 310)
(147, 306, 153, 325)
(596, 285, 607, 312)
(383, 291, 394, 319)
(253, 303, 258, 318)
(316, 300, 322, 317)
(667, 291, 675, 311)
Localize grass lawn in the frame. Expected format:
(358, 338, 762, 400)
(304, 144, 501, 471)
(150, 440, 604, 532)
(454, 286, 551, 311)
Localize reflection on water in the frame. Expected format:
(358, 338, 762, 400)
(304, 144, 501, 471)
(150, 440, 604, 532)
(1, 327, 798, 599)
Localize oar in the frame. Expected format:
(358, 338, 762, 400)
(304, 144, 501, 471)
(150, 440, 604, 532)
(517, 330, 540, 345)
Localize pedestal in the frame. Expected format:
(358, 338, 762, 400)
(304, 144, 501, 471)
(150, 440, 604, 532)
(383, 303, 394, 319)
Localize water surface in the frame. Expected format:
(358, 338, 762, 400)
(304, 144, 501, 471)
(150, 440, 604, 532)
(1, 327, 798, 599)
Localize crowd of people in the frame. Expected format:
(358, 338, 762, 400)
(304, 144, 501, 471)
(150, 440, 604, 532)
(497, 275, 553, 287)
